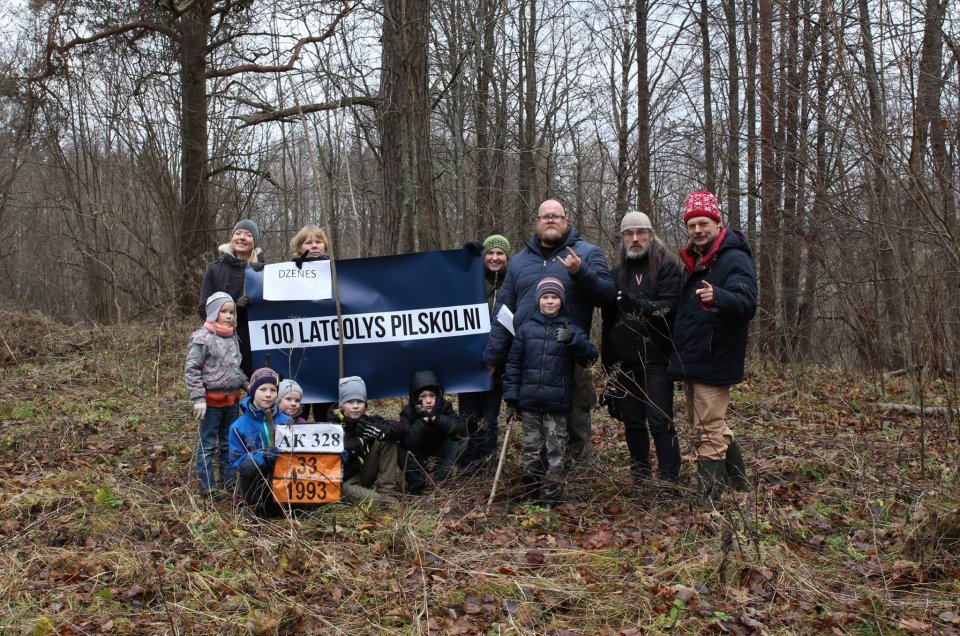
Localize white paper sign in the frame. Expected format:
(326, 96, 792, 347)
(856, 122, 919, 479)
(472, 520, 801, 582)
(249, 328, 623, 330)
(262, 261, 333, 301)
(496, 305, 515, 335)
(275, 423, 345, 453)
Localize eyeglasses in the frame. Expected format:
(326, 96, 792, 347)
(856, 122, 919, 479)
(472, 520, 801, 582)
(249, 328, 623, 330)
(621, 229, 652, 238)
(537, 214, 566, 223)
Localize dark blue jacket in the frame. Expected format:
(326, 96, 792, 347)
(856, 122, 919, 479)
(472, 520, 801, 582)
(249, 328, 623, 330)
(503, 311, 598, 414)
(483, 227, 615, 368)
(601, 243, 684, 368)
(669, 228, 757, 386)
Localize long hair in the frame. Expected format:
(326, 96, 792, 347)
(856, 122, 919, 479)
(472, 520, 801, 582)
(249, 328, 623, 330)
(616, 235, 674, 288)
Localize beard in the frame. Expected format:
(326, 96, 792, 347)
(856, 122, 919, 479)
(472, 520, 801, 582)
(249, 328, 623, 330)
(625, 244, 649, 260)
(537, 226, 565, 247)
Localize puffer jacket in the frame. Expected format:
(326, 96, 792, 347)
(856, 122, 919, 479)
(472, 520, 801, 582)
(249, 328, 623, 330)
(601, 244, 684, 369)
(503, 311, 598, 414)
(228, 397, 292, 470)
(326, 406, 408, 479)
(183, 326, 247, 401)
(484, 227, 615, 368)
(400, 370, 468, 451)
(669, 228, 757, 386)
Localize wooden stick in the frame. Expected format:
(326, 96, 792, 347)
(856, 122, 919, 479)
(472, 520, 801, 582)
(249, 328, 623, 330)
(485, 417, 514, 514)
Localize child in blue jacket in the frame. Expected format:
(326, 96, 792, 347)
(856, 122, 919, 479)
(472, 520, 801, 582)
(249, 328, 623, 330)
(503, 278, 597, 509)
(228, 367, 292, 516)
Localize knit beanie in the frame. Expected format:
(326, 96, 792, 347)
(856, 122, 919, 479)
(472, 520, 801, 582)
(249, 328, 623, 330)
(338, 376, 367, 405)
(248, 367, 279, 396)
(620, 211, 653, 233)
(682, 192, 722, 224)
(536, 277, 566, 306)
(482, 234, 511, 256)
(205, 291, 234, 322)
(277, 379, 303, 402)
(232, 219, 261, 245)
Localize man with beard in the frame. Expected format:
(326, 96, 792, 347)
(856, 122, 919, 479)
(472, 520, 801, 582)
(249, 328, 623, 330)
(601, 212, 683, 488)
(670, 192, 756, 505)
(484, 199, 615, 467)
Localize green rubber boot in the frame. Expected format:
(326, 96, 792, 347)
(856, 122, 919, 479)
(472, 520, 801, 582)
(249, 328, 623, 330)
(725, 441, 750, 493)
(697, 460, 725, 507)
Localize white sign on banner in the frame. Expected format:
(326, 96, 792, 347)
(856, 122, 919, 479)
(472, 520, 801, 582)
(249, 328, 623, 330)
(274, 423, 345, 453)
(262, 261, 333, 301)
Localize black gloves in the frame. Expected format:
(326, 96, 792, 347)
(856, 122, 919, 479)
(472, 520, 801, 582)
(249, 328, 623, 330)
(617, 290, 659, 316)
(358, 420, 386, 441)
(463, 240, 483, 256)
(504, 404, 517, 423)
(292, 250, 310, 269)
(236, 295, 251, 309)
(555, 323, 572, 344)
(414, 404, 430, 419)
(599, 391, 623, 421)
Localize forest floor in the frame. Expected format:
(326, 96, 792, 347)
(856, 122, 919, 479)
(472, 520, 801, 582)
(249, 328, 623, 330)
(0, 310, 958, 635)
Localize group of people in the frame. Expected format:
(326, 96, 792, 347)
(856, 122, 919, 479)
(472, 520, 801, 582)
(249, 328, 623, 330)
(184, 189, 758, 514)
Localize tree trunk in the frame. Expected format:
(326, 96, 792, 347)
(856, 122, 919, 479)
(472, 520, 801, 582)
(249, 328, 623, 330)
(724, 0, 741, 229)
(636, 0, 653, 221)
(744, 0, 758, 243)
(699, 0, 716, 193)
(757, 0, 779, 353)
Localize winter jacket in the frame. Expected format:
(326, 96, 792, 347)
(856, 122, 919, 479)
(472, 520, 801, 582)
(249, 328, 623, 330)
(669, 228, 757, 386)
(228, 397, 292, 470)
(400, 370, 468, 452)
(326, 406, 407, 479)
(503, 311, 598, 414)
(184, 326, 247, 401)
(197, 243, 265, 319)
(484, 227, 615, 368)
(601, 244, 684, 369)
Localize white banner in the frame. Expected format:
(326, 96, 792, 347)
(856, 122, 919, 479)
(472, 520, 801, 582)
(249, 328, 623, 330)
(249, 303, 490, 351)
(262, 261, 333, 301)
(275, 423, 345, 454)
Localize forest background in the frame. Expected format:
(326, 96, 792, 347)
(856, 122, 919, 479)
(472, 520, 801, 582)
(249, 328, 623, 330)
(0, 0, 959, 633)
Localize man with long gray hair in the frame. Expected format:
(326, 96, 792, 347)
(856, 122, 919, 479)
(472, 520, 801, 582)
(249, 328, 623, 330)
(601, 212, 683, 489)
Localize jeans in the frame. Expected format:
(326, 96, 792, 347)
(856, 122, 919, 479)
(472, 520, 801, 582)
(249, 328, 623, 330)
(196, 402, 239, 494)
(617, 362, 681, 480)
(457, 383, 503, 467)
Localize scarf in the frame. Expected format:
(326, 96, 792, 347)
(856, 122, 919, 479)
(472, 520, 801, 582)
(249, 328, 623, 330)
(204, 321, 235, 337)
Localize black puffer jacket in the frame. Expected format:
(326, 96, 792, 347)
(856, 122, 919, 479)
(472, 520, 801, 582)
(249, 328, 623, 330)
(601, 244, 684, 369)
(669, 228, 757, 386)
(503, 311, 597, 414)
(327, 406, 408, 479)
(400, 371, 468, 451)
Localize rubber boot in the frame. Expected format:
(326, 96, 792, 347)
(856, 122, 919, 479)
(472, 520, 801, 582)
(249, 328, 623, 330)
(697, 460, 725, 507)
(724, 441, 750, 493)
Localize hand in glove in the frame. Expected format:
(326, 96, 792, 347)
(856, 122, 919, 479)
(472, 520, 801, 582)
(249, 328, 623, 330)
(192, 400, 207, 421)
(462, 240, 483, 256)
(292, 250, 310, 269)
(617, 290, 655, 316)
(235, 295, 251, 309)
(555, 323, 572, 344)
(504, 403, 517, 423)
(414, 404, 431, 420)
(358, 421, 386, 441)
(599, 391, 623, 421)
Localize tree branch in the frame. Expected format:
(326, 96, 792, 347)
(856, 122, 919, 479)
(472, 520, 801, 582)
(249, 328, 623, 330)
(233, 96, 379, 127)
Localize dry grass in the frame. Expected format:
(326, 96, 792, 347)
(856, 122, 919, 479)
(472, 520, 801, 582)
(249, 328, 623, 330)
(0, 319, 958, 634)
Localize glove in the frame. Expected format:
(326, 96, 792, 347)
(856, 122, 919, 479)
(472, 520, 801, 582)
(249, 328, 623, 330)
(292, 250, 309, 269)
(462, 240, 483, 256)
(504, 404, 517, 423)
(192, 400, 207, 421)
(617, 290, 656, 316)
(555, 323, 572, 344)
(599, 392, 623, 420)
(358, 421, 386, 441)
(414, 404, 430, 419)
(235, 295, 251, 309)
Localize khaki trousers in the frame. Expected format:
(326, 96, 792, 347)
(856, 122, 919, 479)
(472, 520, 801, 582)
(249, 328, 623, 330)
(685, 382, 734, 461)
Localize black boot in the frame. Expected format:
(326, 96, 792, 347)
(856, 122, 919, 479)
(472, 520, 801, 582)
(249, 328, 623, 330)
(697, 460, 725, 507)
(725, 441, 750, 493)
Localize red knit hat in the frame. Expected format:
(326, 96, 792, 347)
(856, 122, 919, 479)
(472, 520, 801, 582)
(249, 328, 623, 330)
(683, 191, 722, 224)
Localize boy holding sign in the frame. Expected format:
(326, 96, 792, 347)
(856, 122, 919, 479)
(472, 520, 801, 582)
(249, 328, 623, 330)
(334, 377, 406, 503)
(228, 368, 292, 517)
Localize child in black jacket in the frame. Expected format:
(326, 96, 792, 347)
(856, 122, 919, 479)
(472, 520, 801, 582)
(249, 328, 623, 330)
(398, 370, 469, 494)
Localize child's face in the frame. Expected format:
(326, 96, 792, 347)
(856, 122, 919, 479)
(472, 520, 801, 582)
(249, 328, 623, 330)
(300, 234, 326, 257)
(279, 392, 302, 418)
(253, 383, 278, 410)
(341, 399, 366, 421)
(539, 293, 562, 317)
(418, 389, 437, 412)
(217, 301, 237, 328)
